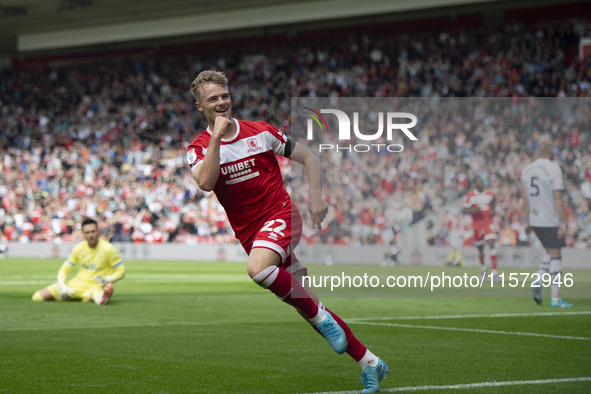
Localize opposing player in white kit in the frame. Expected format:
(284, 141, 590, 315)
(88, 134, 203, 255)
(186, 70, 388, 393)
(520, 137, 572, 307)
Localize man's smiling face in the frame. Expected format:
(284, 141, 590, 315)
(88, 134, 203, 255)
(195, 83, 232, 125)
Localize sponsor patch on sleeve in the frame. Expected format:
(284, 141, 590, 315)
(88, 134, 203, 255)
(186, 148, 197, 165)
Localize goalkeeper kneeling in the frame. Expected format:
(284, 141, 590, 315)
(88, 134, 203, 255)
(444, 248, 465, 268)
(32, 218, 125, 306)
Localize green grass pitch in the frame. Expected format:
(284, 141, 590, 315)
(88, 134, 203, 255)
(1, 258, 590, 393)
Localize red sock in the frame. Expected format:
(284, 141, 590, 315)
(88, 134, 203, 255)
(254, 266, 319, 319)
(490, 249, 498, 270)
(325, 307, 367, 361)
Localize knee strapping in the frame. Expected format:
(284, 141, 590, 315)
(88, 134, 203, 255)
(252, 266, 279, 289)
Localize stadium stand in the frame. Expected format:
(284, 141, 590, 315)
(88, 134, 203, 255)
(0, 8, 590, 248)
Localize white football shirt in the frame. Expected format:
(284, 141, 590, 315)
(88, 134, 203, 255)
(520, 158, 564, 227)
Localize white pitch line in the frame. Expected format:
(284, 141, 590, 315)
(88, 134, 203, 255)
(0, 274, 250, 285)
(0, 275, 54, 279)
(129, 276, 249, 283)
(350, 321, 591, 340)
(346, 311, 591, 321)
(0, 280, 53, 285)
(304, 376, 591, 394)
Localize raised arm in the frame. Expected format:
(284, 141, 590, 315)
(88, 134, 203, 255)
(193, 117, 233, 191)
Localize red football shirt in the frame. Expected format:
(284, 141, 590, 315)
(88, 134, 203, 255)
(463, 188, 495, 227)
(186, 118, 290, 243)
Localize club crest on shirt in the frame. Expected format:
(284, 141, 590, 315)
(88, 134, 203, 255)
(246, 137, 262, 153)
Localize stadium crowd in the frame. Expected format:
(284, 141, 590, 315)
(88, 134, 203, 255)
(0, 17, 590, 248)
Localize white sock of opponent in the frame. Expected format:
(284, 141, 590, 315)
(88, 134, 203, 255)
(550, 258, 562, 301)
(538, 254, 550, 280)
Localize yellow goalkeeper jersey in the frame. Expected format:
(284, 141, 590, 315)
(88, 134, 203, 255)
(59, 238, 124, 285)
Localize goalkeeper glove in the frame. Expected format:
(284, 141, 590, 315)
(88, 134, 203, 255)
(57, 280, 73, 300)
(94, 275, 114, 286)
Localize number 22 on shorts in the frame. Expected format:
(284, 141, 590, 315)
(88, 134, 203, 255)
(261, 219, 286, 236)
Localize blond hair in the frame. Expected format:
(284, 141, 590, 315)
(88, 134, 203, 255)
(191, 70, 228, 101)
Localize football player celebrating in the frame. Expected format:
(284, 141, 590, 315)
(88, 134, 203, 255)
(462, 176, 500, 283)
(186, 70, 388, 393)
(32, 218, 125, 306)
